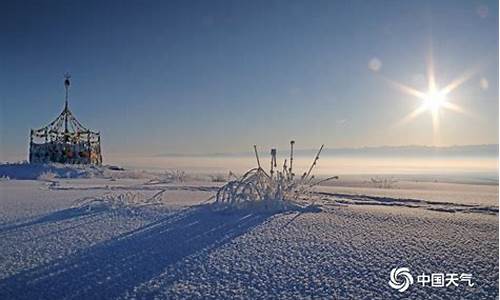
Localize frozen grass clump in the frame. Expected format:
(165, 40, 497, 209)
(210, 174, 227, 183)
(37, 171, 58, 181)
(370, 177, 398, 189)
(215, 141, 338, 212)
(73, 191, 166, 215)
(147, 169, 190, 185)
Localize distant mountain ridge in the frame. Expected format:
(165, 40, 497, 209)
(157, 144, 499, 158)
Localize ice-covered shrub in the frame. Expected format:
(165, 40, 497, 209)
(215, 142, 338, 211)
(370, 177, 398, 189)
(73, 191, 165, 214)
(37, 171, 58, 181)
(210, 174, 227, 183)
(166, 169, 187, 182)
(147, 169, 188, 184)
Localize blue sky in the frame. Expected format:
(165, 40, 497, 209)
(1, 0, 498, 159)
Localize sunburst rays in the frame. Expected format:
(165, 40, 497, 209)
(382, 48, 478, 145)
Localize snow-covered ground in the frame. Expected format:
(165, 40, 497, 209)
(0, 166, 497, 299)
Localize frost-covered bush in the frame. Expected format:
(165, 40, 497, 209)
(166, 169, 187, 182)
(147, 169, 188, 184)
(73, 191, 165, 214)
(215, 142, 337, 211)
(210, 174, 227, 183)
(37, 171, 58, 181)
(370, 177, 398, 189)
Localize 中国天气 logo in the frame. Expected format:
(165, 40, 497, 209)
(389, 267, 414, 292)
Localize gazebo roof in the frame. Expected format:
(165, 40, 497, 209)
(31, 75, 99, 143)
(32, 105, 98, 136)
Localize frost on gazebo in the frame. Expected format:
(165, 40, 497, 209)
(29, 75, 102, 165)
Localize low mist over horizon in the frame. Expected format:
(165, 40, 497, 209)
(103, 144, 498, 179)
(2, 144, 497, 178)
(154, 143, 499, 158)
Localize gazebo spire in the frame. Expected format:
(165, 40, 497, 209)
(64, 73, 71, 110)
(64, 73, 71, 135)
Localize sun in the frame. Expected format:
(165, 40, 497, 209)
(422, 88, 447, 113)
(379, 47, 474, 144)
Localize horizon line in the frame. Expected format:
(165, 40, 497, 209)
(154, 143, 499, 158)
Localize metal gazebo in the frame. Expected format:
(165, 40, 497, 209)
(29, 75, 102, 165)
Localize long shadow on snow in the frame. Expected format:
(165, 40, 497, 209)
(0, 204, 273, 300)
(0, 206, 106, 235)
